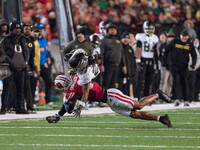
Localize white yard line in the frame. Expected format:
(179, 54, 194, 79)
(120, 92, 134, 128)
(0, 143, 199, 149)
(0, 126, 199, 131)
(58, 120, 200, 125)
(0, 134, 199, 139)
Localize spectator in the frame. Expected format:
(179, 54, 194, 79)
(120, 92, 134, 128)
(36, 23, 54, 109)
(63, 26, 94, 58)
(119, 31, 136, 97)
(30, 26, 41, 110)
(159, 30, 175, 96)
(22, 23, 36, 113)
(0, 21, 29, 114)
(100, 23, 126, 89)
(164, 29, 197, 106)
(187, 38, 200, 104)
(183, 19, 197, 42)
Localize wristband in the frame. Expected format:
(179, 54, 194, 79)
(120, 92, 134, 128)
(79, 101, 86, 107)
(136, 59, 141, 63)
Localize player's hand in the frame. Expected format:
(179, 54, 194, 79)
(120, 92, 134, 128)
(190, 64, 195, 69)
(136, 62, 143, 72)
(73, 108, 81, 118)
(99, 65, 104, 72)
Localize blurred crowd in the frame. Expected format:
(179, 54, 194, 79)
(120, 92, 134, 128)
(23, 0, 57, 43)
(71, 0, 200, 38)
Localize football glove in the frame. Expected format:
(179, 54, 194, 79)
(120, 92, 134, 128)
(46, 114, 60, 123)
(190, 64, 195, 69)
(73, 108, 81, 118)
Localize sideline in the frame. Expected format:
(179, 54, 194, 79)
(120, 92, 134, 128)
(0, 102, 200, 120)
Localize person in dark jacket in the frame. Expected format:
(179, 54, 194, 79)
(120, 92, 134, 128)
(100, 23, 126, 89)
(164, 29, 197, 107)
(63, 26, 94, 57)
(0, 20, 29, 114)
(118, 31, 136, 96)
(159, 30, 175, 97)
(22, 23, 36, 113)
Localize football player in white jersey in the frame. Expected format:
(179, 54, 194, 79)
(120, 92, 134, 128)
(67, 48, 100, 108)
(134, 21, 159, 99)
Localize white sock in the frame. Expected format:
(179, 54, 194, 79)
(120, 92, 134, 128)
(157, 116, 160, 121)
(156, 93, 159, 98)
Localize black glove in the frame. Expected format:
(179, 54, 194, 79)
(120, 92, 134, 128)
(73, 108, 81, 118)
(190, 64, 195, 69)
(136, 62, 143, 72)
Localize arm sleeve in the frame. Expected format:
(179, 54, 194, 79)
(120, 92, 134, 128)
(190, 43, 197, 66)
(136, 40, 142, 48)
(29, 44, 35, 71)
(34, 41, 40, 72)
(164, 40, 174, 65)
(63, 41, 73, 56)
(0, 41, 9, 63)
(121, 45, 126, 67)
(100, 39, 105, 65)
(45, 50, 50, 58)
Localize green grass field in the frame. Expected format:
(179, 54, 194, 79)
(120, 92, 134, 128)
(0, 109, 199, 150)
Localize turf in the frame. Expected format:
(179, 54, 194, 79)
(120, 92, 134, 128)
(0, 109, 199, 150)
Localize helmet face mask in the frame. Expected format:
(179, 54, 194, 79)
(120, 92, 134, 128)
(54, 75, 72, 92)
(90, 35, 101, 48)
(143, 21, 155, 35)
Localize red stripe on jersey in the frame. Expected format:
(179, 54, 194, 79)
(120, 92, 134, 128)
(108, 94, 134, 107)
(109, 92, 135, 103)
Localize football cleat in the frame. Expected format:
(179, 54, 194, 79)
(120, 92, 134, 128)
(156, 89, 171, 103)
(174, 99, 181, 106)
(184, 101, 190, 107)
(46, 114, 60, 123)
(159, 114, 172, 127)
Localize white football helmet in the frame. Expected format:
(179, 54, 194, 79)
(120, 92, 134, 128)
(99, 21, 107, 36)
(143, 21, 155, 35)
(68, 49, 89, 71)
(54, 75, 72, 92)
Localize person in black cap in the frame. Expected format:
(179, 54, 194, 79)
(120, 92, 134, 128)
(159, 30, 175, 97)
(0, 20, 29, 114)
(30, 25, 40, 110)
(163, 29, 197, 107)
(22, 23, 36, 113)
(118, 31, 136, 96)
(100, 22, 126, 89)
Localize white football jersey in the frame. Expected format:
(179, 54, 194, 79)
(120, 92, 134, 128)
(77, 63, 100, 85)
(135, 33, 159, 59)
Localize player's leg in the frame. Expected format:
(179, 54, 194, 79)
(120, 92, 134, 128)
(134, 94, 158, 110)
(130, 110, 172, 127)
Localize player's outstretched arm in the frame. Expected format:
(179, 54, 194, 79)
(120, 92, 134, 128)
(46, 96, 77, 123)
(73, 83, 90, 118)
